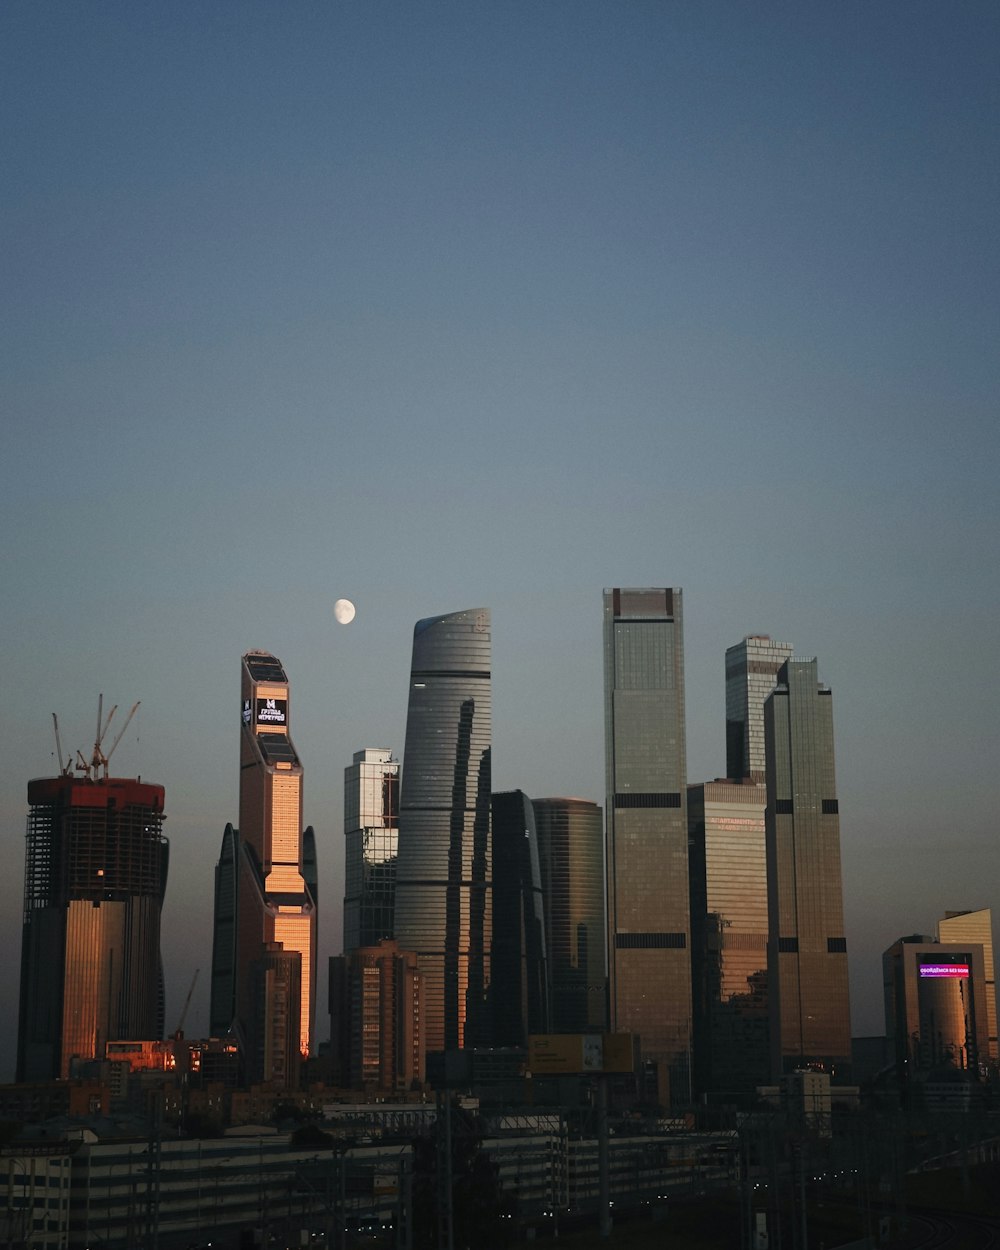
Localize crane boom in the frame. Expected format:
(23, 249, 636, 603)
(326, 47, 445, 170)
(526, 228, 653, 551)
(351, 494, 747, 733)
(52, 713, 66, 775)
(104, 701, 140, 770)
(175, 968, 200, 1038)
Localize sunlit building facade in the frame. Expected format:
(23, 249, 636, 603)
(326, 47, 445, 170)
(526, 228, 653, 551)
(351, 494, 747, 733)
(343, 748, 399, 953)
(394, 608, 492, 1055)
(725, 635, 794, 782)
(603, 587, 691, 1107)
(883, 935, 988, 1095)
(209, 652, 317, 1085)
(532, 797, 607, 1034)
(688, 779, 769, 1096)
(937, 908, 998, 1065)
(491, 790, 549, 1046)
(764, 658, 851, 1079)
(329, 940, 425, 1091)
(17, 775, 168, 1081)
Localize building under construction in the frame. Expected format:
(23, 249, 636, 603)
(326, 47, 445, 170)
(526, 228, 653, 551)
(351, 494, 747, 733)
(17, 701, 168, 1082)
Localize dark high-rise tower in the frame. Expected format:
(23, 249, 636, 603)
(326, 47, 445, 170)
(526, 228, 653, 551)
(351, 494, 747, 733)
(532, 797, 607, 1034)
(491, 790, 549, 1046)
(210, 652, 317, 1085)
(18, 773, 168, 1081)
(394, 608, 492, 1055)
(764, 658, 851, 1078)
(343, 748, 399, 954)
(603, 587, 690, 1107)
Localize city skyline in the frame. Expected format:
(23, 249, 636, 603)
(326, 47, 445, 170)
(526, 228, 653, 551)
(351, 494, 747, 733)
(2, 2, 997, 1082)
(3, 596, 996, 1082)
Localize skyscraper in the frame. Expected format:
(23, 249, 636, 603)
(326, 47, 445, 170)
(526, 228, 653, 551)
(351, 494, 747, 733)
(688, 779, 769, 1097)
(491, 790, 549, 1046)
(764, 658, 851, 1079)
(725, 636, 794, 782)
(603, 587, 690, 1107)
(343, 748, 400, 954)
(394, 608, 492, 1055)
(18, 773, 168, 1081)
(210, 651, 317, 1085)
(937, 909, 998, 1065)
(532, 797, 607, 1034)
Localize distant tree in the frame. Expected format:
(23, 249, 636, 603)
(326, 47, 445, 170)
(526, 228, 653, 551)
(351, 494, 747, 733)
(291, 1122, 334, 1148)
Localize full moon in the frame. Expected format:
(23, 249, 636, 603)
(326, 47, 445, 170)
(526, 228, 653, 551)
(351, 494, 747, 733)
(333, 598, 356, 625)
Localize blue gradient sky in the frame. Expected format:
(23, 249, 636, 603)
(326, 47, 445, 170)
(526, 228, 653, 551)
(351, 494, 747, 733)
(2, 2, 997, 1081)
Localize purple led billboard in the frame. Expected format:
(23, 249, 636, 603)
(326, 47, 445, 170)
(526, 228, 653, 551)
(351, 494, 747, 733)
(918, 963, 969, 978)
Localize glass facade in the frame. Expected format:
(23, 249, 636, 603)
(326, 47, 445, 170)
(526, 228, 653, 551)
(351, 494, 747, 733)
(603, 587, 690, 1107)
(688, 780, 769, 1096)
(764, 659, 851, 1078)
(532, 797, 607, 1034)
(343, 748, 400, 953)
(725, 636, 794, 782)
(394, 608, 492, 1054)
(18, 776, 168, 1081)
(937, 909, 998, 1064)
(883, 936, 989, 1088)
(209, 651, 317, 1085)
(491, 790, 549, 1046)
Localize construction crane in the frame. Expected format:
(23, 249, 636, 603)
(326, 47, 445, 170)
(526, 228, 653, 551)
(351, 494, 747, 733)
(88, 694, 140, 779)
(174, 968, 200, 1040)
(51, 713, 72, 776)
(52, 694, 142, 781)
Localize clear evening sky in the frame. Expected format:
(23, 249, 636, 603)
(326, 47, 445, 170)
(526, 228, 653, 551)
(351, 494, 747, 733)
(2, 2, 997, 1082)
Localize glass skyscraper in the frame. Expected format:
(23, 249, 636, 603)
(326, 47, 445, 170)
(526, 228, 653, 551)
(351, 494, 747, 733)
(491, 790, 549, 1046)
(532, 797, 607, 1034)
(343, 748, 399, 953)
(688, 779, 770, 1096)
(725, 635, 794, 782)
(394, 608, 492, 1054)
(603, 587, 690, 1107)
(210, 651, 317, 1085)
(764, 658, 851, 1079)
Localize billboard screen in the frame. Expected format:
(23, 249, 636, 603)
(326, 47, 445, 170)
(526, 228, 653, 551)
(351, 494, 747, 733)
(256, 697, 288, 726)
(919, 963, 969, 978)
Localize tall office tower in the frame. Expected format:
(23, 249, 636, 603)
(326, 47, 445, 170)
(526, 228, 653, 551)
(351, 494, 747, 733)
(394, 608, 492, 1055)
(209, 652, 317, 1085)
(937, 909, 998, 1064)
(883, 935, 988, 1096)
(532, 797, 607, 1034)
(329, 941, 425, 1091)
(688, 780, 770, 1097)
(725, 636, 794, 782)
(343, 749, 400, 953)
(764, 659, 851, 1079)
(603, 587, 690, 1107)
(18, 774, 168, 1081)
(491, 791, 549, 1047)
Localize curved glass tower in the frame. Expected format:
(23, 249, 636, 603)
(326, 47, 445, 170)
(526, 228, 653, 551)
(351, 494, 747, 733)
(394, 608, 492, 1054)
